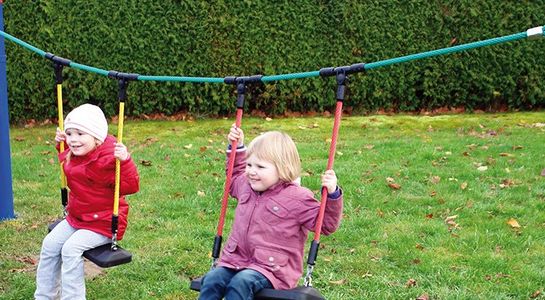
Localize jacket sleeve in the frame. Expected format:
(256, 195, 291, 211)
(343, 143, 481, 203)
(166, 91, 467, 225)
(119, 156, 140, 196)
(228, 148, 247, 200)
(298, 190, 344, 236)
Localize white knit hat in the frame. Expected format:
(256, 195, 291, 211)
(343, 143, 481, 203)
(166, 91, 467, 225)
(64, 104, 108, 142)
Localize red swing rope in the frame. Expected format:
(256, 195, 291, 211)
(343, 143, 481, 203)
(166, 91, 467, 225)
(313, 99, 342, 240)
(216, 108, 243, 237)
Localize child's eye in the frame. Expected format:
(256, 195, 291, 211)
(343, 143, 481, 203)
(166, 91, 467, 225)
(246, 163, 252, 168)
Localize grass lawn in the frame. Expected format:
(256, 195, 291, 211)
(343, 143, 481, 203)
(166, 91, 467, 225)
(1, 112, 545, 299)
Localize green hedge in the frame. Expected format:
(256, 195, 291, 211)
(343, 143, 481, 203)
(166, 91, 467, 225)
(4, 1, 545, 122)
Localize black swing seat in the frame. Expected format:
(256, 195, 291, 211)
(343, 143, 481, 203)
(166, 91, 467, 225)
(83, 243, 132, 268)
(47, 218, 63, 232)
(190, 277, 325, 300)
(47, 219, 131, 268)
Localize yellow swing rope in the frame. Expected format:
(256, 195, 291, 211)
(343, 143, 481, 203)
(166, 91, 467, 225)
(113, 102, 124, 216)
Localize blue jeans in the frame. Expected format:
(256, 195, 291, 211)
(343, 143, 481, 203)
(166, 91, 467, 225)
(199, 267, 273, 300)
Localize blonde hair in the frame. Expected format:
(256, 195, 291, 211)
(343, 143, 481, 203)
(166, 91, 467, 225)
(247, 131, 301, 182)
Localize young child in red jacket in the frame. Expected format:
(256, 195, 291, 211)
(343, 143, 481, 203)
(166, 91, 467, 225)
(35, 104, 139, 300)
(199, 125, 343, 299)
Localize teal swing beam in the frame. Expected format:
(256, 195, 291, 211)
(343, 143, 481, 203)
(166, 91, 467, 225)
(0, 26, 542, 83)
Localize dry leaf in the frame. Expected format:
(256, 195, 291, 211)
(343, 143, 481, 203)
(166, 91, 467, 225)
(386, 177, 395, 183)
(197, 191, 206, 197)
(460, 182, 468, 190)
(140, 160, 152, 166)
(506, 218, 520, 228)
(265, 117, 272, 121)
(416, 294, 430, 300)
(406, 278, 417, 287)
(477, 166, 488, 171)
(183, 144, 193, 149)
(329, 279, 346, 285)
(388, 183, 401, 190)
(530, 290, 541, 298)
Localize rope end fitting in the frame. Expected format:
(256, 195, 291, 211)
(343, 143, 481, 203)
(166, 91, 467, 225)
(320, 63, 365, 100)
(224, 75, 263, 108)
(108, 71, 140, 101)
(527, 26, 544, 40)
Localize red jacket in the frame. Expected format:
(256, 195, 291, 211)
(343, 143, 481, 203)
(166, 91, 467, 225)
(57, 135, 140, 240)
(218, 149, 343, 289)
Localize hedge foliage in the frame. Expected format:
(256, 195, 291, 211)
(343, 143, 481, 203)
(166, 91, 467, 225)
(4, 1, 545, 122)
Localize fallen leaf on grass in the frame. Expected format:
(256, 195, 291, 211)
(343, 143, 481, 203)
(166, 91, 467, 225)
(416, 294, 430, 300)
(197, 191, 206, 197)
(506, 218, 520, 228)
(329, 279, 346, 285)
(406, 278, 417, 287)
(140, 160, 152, 166)
(541, 169, 545, 177)
(183, 144, 193, 149)
(499, 179, 514, 188)
(477, 166, 488, 171)
(16, 256, 37, 265)
(460, 182, 468, 190)
(445, 215, 460, 231)
(530, 290, 541, 298)
(430, 176, 441, 184)
(388, 183, 401, 190)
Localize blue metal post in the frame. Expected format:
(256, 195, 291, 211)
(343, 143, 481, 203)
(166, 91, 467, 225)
(0, 0, 15, 221)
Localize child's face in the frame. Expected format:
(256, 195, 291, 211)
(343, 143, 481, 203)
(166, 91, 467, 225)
(65, 128, 99, 156)
(245, 155, 280, 192)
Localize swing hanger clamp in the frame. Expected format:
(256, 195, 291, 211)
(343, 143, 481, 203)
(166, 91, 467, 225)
(224, 75, 263, 108)
(320, 63, 365, 100)
(319, 63, 365, 78)
(45, 53, 72, 84)
(108, 71, 140, 101)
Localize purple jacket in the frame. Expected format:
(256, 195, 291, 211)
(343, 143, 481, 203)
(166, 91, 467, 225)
(218, 149, 343, 289)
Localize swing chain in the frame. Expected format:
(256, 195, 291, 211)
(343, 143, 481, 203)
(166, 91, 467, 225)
(303, 264, 314, 287)
(111, 232, 118, 251)
(210, 257, 218, 270)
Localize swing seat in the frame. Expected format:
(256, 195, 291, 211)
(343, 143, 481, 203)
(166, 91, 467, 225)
(83, 243, 132, 268)
(190, 277, 325, 300)
(47, 218, 63, 232)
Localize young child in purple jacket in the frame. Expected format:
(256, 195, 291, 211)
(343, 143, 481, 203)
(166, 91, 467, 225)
(199, 126, 343, 300)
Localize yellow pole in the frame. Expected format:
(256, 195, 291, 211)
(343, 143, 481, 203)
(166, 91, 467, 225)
(113, 102, 124, 216)
(57, 84, 66, 188)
